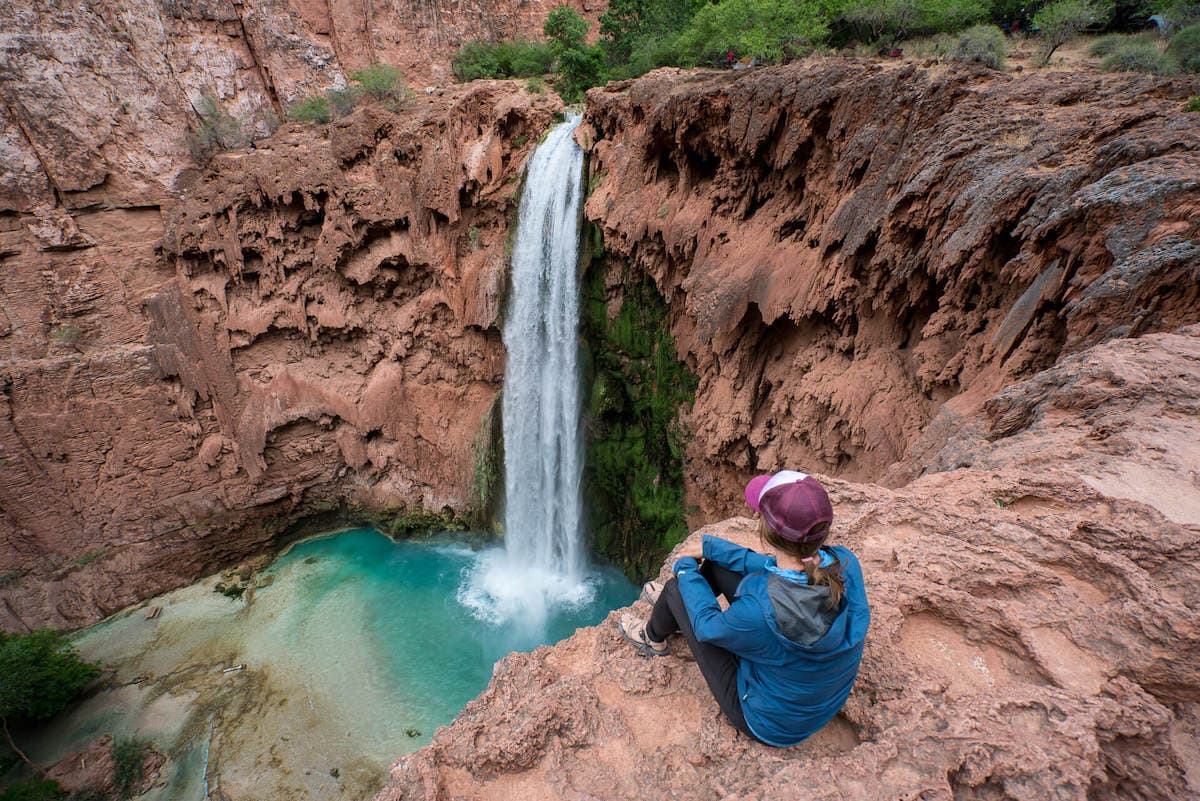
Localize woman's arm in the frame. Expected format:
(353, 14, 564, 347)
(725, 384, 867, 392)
(701, 535, 772, 574)
(675, 570, 776, 658)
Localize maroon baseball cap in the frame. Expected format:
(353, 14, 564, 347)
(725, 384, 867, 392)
(744, 470, 833, 543)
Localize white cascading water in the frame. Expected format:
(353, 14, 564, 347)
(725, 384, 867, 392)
(458, 114, 596, 632)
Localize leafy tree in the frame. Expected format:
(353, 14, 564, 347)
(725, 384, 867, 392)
(677, 0, 832, 64)
(0, 630, 100, 769)
(844, 0, 988, 46)
(545, 5, 590, 49)
(1168, 22, 1200, 71)
(451, 40, 556, 81)
(600, 0, 705, 69)
(544, 6, 606, 102)
(1033, 0, 1114, 63)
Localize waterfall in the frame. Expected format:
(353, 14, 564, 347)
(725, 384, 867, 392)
(501, 115, 586, 579)
(458, 114, 594, 630)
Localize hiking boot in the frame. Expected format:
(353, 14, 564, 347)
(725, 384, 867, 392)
(640, 579, 664, 606)
(617, 612, 668, 657)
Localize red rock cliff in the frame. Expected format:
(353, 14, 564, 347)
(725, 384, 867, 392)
(582, 62, 1199, 519)
(0, 81, 560, 630)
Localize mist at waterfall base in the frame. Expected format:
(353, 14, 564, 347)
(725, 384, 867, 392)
(458, 113, 605, 634)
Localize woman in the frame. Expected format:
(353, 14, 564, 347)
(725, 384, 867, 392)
(617, 470, 870, 747)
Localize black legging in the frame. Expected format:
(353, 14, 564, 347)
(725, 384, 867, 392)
(645, 560, 759, 741)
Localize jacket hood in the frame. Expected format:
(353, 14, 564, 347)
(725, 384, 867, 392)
(762, 546, 869, 655)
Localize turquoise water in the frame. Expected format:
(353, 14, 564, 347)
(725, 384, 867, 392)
(253, 528, 637, 745)
(27, 528, 635, 800)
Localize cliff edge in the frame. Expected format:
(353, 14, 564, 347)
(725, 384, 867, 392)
(377, 326, 1200, 801)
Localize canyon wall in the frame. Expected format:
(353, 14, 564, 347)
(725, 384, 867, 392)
(582, 62, 1199, 522)
(0, 77, 560, 630)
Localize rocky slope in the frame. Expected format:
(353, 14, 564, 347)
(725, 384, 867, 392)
(0, 81, 560, 630)
(378, 327, 1200, 801)
(582, 62, 1199, 519)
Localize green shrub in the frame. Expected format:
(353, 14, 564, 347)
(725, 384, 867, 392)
(348, 63, 405, 101)
(287, 95, 331, 123)
(948, 24, 1007, 67)
(326, 87, 357, 117)
(112, 737, 150, 800)
(49, 324, 83, 349)
(525, 75, 546, 94)
(1034, 0, 1114, 64)
(904, 32, 956, 58)
(451, 39, 556, 81)
(0, 778, 64, 801)
(1101, 38, 1174, 71)
(1168, 22, 1200, 72)
(187, 95, 244, 163)
(1186, 95, 1200, 111)
(1088, 31, 1135, 56)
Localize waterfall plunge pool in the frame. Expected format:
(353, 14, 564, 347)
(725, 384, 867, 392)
(27, 528, 635, 801)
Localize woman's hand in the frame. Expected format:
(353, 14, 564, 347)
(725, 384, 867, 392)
(675, 540, 704, 561)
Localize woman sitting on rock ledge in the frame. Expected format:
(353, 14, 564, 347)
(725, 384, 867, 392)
(618, 470, 870, 747)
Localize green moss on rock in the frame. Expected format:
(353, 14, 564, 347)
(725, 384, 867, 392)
(580, 237, 698, 580)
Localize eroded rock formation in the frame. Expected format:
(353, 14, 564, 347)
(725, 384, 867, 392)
(583, 62, 1199, 518)
(0, 81, 560, 629)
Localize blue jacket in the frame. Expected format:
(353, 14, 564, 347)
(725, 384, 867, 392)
(674, 535, 870, 747)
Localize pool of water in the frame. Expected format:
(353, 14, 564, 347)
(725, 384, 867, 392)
(24, 529, 635, 800)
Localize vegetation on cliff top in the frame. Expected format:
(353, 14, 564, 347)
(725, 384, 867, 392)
(580, 249, 698, 580)
(285, 63, 408, 125)
(448, 0, 1197, 93)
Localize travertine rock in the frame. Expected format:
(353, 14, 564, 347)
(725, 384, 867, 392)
(376, 333, 1200, 801)
(0, 83, 560, 630)
(583, 62, 1200, 519)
